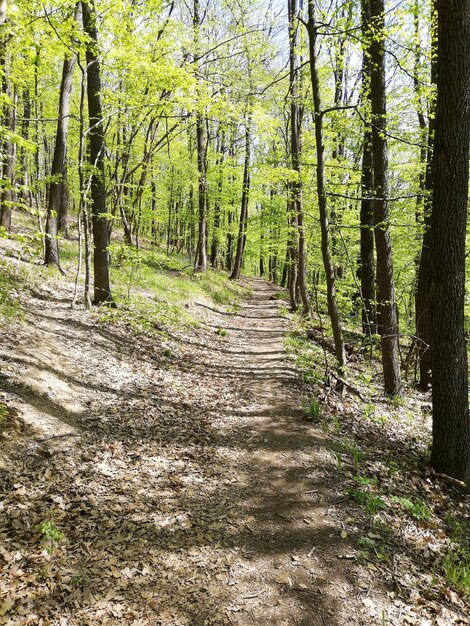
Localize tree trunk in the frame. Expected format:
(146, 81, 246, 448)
(359, 0, 376, 336)
(288, 0, 310, 316)
(230, 114, 251, 280)
(429, 0, 470, 485)
(82, 0, 114, 305)
(368, 0, 402, 395)
(193, 0, 207, 272)
(45, 54, 76, 270)
(1, 45, 15, 231)
(415, 0, 437, 390)
(210, 128, 225, 268)
(306, 1, 346, 375)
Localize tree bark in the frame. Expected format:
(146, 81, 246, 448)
(210, 127, 225, 268)
(230, 114, 251, 280)
(359, 0, 377, 337)
(429, 0, 470, 485)
(306, 1, 346, 375)
(1, 42, 15, 231)
(368, 0, 402, 395)
(288, 0, 310, 316)
(415, 0, 437, 390)
(193, 0, 207, 272)
(45, 54, 76, 270)
(82, 0, 114, 305)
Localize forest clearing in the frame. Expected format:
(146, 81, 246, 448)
(1, 0, 470, 624)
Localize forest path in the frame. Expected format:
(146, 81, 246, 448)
(208, 278, 364, 625)
(0, 274, 375, 625)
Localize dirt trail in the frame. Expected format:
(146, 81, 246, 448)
(0, 276, 382, 625)
(205, 278, 367, 625)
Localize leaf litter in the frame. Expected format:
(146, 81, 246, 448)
(0, 276, 468, 625)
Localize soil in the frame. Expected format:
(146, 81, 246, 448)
(0, 272, 468, 625)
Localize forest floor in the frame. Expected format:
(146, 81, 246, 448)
(0, 239, 469, 626)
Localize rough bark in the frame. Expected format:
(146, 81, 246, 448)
(45, 54, 76, 270)
(368, 0, 402, 395)
(82, 0, 114, 305)
(306, 1, 346, 374)
(1, 41, 15, 232)
(288, 0, 310, 316)
(429, 0, 470, 485)
(230, 114, 251, 280)
(193, 0, 207, 272)
(210, 128, 225, 268)
(358, 0, 377, 337)
(415, 0, 437, 390)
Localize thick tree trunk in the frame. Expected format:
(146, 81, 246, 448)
(82, 0, 114, 305)
(306, 2, 346, 375)
(288, 0, 310, 316)
(45, 54, 76, 270)
(415, 0, 437, 390)
(368, 0, 402, 395)
(429, 0, 470, 485)
(230, 115, 251, 280)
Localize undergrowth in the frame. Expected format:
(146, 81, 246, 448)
(0, 260, 25, 321)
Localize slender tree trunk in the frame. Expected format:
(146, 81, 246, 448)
(194, 112, 208, 271)
(368, 0, 402, 395)
(210, 128, 225, 268)
(415, 0, 437, 390)
(306, 2, 346, 374)
(285, 198, 298, 309)
(193, 0, 207, 272)
(230, 114, 251, 280)
(360, 127, 376, 336)
(82, 0, 114, 305)
(20, 88, 33, 209)
(45, 54, 76, 270)
(359, 0, 376, 336)
(1, 45, 15, 231)
(78, 58, 92, 309)
(288, 0, 310, 315)
(429, 0, 470, 485)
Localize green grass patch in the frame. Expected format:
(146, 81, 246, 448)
(0, 260, 24, 321)
(93, 244, 250, 333)
(390, 496, 432, 521)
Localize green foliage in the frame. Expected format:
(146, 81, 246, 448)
(347, 476, 387, 517)
(0, 261, 24, 321)
(390, 496, 432, 521)
(342, 438, 363, 471)
(302, 396, 321, 421)
(442, 513, 470, 596)
(36, 520, 64, 553)
(443, 550, 470, 597)
(0, 404, 9, 434)
(95, 245, 248, 334)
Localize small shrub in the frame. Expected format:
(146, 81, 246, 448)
(36, 520, 64, 553)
